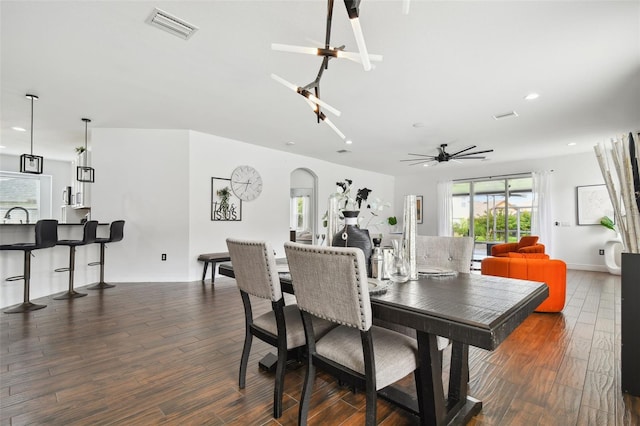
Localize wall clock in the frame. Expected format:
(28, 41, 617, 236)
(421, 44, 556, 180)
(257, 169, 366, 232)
(231, 165, 263, 201)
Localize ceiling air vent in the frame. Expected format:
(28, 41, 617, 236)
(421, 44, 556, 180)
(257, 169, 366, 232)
(146, 8, 198, 40)
(493, 111, 519, 120)
(336, 149, 351, 154)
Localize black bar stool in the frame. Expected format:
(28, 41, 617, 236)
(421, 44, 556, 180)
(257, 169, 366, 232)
(87, 220, 125, 290)
(0, 219, 58, 313)
(53, 220, 98, 299)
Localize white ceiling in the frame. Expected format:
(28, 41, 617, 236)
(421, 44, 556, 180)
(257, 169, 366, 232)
(1, 1, 638, 176)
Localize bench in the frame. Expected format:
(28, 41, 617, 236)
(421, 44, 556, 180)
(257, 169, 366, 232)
(198, 252, 231, 284)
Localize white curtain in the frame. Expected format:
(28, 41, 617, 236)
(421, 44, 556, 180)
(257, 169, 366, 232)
(531, 170, 553, 256)
(436, 180, 453, 236)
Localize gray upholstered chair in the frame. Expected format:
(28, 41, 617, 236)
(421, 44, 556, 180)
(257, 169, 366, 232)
(284, 242, 423, 426)
(226, 238, 333, 419)
(415, 235, 474, 273)
(377, 235, 474, 351)
(382, 234, 474, 273)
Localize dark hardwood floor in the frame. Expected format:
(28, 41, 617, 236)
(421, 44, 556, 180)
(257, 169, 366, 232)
(1, 270, 639, 425)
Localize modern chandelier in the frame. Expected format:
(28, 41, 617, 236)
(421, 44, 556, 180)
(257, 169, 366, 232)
(271, 0, 382, 142)
(19, 94, 44, 174)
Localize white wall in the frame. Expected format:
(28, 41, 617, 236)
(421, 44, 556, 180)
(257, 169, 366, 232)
(394, 151, 613, 271)
(91, 128, 191, 282)
(187, 130, 395, 281)
(90, 128, 394, 283)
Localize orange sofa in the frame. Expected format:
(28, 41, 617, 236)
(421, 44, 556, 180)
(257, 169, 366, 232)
(491, 236, 545, 257)
(481, 253, 566, 312)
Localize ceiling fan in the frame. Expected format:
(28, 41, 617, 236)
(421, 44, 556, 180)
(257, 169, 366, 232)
(402, 144, 494, 166)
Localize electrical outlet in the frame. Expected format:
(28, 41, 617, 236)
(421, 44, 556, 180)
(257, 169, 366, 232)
(161, 253, 167, 261)
(599, 249, 604, 255)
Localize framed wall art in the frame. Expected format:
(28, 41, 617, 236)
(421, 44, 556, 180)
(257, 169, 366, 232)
(212, 177, 242, 221)
(416, 195, 424, 224)
(576, 184, 614, 225)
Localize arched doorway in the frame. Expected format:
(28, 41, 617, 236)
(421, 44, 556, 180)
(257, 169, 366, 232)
(290, 168, 318, 245)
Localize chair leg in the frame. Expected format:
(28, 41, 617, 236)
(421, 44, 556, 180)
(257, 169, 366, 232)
(365, 387, 377, 426)
(3, 251, 46, 314)
(273, 342, 287, 418)
(298, 361, 315, 426)
(87, 243, 115, 289)
(239, 331, 252, 389)
(54, 246, 87, 300)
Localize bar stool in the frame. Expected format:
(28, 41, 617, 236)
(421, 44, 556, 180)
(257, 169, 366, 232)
(53, 220, 98, 299)
(87, 220, 125, 290)
(0, 219, 58, 313)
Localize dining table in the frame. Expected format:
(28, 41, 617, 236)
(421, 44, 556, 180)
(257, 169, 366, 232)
(218, 261, 549, 426)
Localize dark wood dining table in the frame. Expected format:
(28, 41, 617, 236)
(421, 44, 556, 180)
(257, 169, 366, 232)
(218, 262, 548, 426)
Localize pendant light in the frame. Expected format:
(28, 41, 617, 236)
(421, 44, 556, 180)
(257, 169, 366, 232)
(19, 94, 44, 174)
(76, 118, 95, 183)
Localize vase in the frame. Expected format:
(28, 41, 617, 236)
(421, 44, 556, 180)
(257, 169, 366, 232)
(403, 195, 418, 280)
(386, 239, 409, 283)
(332, 210, 373, 277)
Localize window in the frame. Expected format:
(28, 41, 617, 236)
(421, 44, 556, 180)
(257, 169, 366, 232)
(290, 188, 313, 232)
(0, 171, 51, 223)
(452, 175, 533, 243)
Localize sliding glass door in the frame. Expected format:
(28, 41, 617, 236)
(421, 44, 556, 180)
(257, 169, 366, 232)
(452, 175, 533, 247)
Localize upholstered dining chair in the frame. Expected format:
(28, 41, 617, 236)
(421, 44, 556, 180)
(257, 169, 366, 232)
(378, 235, 475, 351)
(226, 238, 334, 419)
(415, 235, 475, 273)
(284, 242, 423, 426)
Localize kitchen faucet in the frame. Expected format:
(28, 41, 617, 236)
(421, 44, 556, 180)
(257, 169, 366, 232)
(4, 206, 30, 224)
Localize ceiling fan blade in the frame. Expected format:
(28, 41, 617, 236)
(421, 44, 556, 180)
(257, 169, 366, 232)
(400, 158, 434, 162)
(449, 145, 477, 157)
(407, 153, 437, 158)
(452, 156, 487, 160)
(455, 149, 494, 157)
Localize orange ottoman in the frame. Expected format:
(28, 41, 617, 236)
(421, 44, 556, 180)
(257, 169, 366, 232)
(481, 254, 566, 312)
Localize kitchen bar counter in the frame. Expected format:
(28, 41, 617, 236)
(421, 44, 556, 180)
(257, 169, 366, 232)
(0, 221, 112, 309)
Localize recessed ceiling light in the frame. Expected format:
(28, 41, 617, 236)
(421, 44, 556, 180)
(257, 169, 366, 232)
(12, 127, 26, 132)
(568, 142, 577, 146)
(524, 93, 539, 101)
(286, 141, 295, 146)
(0, 145, 5, 149)
(345, 140, 353, 145)
(422, 163, 430, 167)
